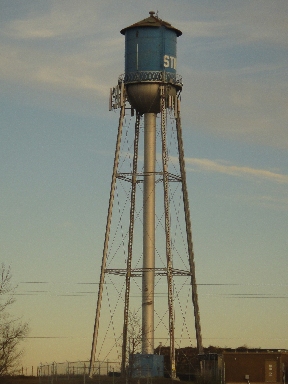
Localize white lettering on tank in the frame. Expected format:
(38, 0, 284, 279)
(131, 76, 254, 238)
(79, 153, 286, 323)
(163, 55, 176, 70)
(171, 56, 177, 69)
(164, 55, 170, 68)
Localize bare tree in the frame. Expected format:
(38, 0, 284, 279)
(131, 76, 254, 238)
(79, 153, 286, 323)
(124, 310, 142, 377)
(0, 264, 29, 375)
(127, 310, 142, 355)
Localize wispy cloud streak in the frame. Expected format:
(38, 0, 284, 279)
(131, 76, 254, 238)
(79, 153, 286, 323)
(185, 158, 288, 184)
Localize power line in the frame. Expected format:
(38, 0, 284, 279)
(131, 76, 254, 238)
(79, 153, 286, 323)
(18, 281, 288, 286)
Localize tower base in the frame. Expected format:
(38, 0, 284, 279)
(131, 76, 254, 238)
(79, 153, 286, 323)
(129, 354, 164, 377)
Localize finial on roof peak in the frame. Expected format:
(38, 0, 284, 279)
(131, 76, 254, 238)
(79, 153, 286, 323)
(149, 11, 155, 16)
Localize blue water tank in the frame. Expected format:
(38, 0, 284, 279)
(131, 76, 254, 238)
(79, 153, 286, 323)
(120, 12, 182, 113)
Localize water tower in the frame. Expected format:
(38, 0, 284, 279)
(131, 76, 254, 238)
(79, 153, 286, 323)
(89, 12, 203, 379)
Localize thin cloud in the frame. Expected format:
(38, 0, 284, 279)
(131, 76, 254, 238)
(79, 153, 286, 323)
(1, 1, 287, 149)
(177, 1, 288, 48)
(0, 39, 121, 97)
(236, 194, 288, 211)
(2, 2, 107, 40)
(185, 158, 288, 184)
(180, 69, 288, 149)
(177, 20, 233, 39)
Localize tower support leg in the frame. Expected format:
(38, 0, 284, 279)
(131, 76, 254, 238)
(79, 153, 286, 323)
(121, 113, 141, 375)
(160, 86, 176, 379)
(89, 103, 126, 378)
(175, 105, 203, 357)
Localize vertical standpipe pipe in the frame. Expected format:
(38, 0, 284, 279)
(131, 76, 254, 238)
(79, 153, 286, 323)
(142, 112, 156, 354)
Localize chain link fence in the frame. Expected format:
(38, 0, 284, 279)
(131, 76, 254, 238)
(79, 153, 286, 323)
(37, 360, 121, 382)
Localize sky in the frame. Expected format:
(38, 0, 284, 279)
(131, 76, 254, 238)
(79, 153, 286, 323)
(1, 0, 288, 374)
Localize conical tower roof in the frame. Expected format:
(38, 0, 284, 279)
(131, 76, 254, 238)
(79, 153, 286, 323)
(120, 11, 182, 37)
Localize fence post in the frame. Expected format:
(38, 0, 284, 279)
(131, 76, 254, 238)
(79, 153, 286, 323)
(51, 362, 54, 384)
(55, 362, 58, 382)
(84, 363, 86, 384)
(38, 364, 42, 384)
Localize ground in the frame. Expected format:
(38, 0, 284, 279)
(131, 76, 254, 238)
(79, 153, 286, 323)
(0, 376, 191, 384)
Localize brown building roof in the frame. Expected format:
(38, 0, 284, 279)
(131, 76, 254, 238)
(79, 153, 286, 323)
(120, 11, 182, 37)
